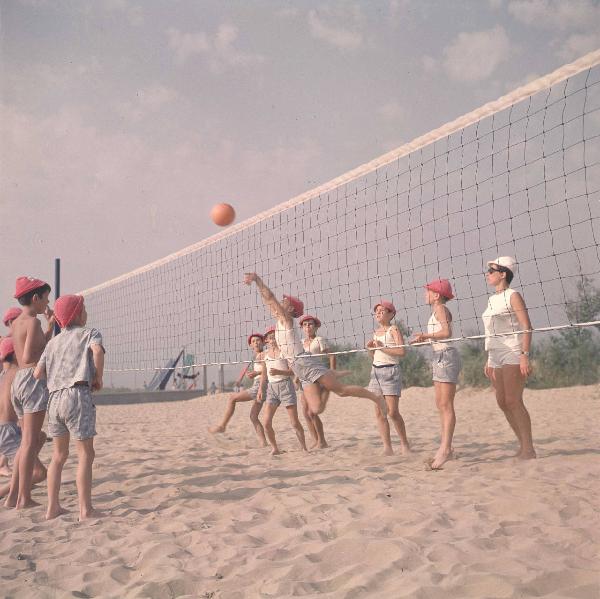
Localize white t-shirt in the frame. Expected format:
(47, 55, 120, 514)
(372, 327, 400, 365)
(482, 288, 522, 351)
(275, 320, 303, 361)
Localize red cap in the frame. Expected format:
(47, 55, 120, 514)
(14, 276, 49, 299)
(0, 337, 14, 361)
(2, 307, 22, 327)
(247, 333, 264, 346)
(54, 295, 84, 328)
(283, 295, 304, 318)
(425, 279, 454, 300)
(373, 300, 396, 316)
(299, 314, 321, 328)
(264, 326, 276, 337)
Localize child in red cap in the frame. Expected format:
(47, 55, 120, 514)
(412, 279, 461, 469)
(0, 338, 46, 496)
(243, 273, 387, 425)
(34, 294, 105, 520)
(4, 276, 53, 510)
(367, 301, 410, 456)
(208, 332, 268, 446)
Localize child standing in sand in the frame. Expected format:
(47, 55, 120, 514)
(243, 273, 387, 429)
(209, 332, 268, 446)
(261, 328, 307, 455)
(5, 277, 54, 509)
(367, 301, 410, 456)
(412, 279, 461, 469)
(34, 294, 105, 520)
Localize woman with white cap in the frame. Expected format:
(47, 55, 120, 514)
(482, 256, 535, 459)
(412, 279, 461, 469)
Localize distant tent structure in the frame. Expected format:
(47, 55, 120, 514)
(146, 349, 184, 391)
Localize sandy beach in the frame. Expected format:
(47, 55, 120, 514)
(1, 384, 598, 598)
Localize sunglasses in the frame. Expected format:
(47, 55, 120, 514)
(487, 266, 507, 274)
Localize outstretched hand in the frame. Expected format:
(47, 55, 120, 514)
(411, 333, 428, 344)
(243, 273, 258, 285)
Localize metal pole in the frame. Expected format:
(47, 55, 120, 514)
(218, 364, 225, 392)
(54, 258, 61, 335)
(203, 365, 208, 396)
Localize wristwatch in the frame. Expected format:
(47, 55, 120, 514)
(521, 351, 530, 356)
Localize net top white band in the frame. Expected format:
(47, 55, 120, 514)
(79, 50, 600, 297)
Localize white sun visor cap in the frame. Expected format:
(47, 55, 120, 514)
(487, 256, 517, 275)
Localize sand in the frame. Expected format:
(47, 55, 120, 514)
(1, 384, 599, 599)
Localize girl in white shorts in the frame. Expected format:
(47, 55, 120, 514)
(412, 279, 461, 469)
(260, 329, 307, 455)
(367, 301, 410, 455)
(208, 332, 267, 446)
(482, 256, 535, 459)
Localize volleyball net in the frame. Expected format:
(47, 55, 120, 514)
(81, 51, 600, 387)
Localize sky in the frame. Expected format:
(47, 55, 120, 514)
(1, 0, 600, 319)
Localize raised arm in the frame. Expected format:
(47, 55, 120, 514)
(243, 273, 289, 323)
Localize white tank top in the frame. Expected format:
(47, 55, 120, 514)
(427, 312, 451, 352)
(252, 352, 264, 374)
(275, 320, 304, 361)
(372, 327, 400, 365)
(264, 349, 290, 383)
(482, 288, 522, 351)
(303, 336, 329, 364)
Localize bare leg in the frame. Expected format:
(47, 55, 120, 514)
(312, 413, 328, 448)
(430, 383, 455, 469)
(3, 448, 19, 506)
(286, 405, 307, 451)
(0, 455, 10, 477)
(209, 391, 253, 433)
(263, 403, 281, 455)
(46, 434, 69, 520)
(300, 392, 319, 448)
(501, 365, 536, 459)
(76, 437, 100, 520)
(308, 372, 385, 414)
(492, 369, 523, 450)
(16, 411, 46, 509)
(374, 403, 394, 455)
(386, 395, 410, 454)
(249, 400, 268, 446)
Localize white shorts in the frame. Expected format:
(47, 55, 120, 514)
(487, 347, 521, 368)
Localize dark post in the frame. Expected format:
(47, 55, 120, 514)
(218, 364, 225, 392)
(54, 258, 61, 335)
(203, 365, 208, 396)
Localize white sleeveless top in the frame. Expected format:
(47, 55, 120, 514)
(427, 311, 452, 352)
(251, 352, 264, 374)
(264, 349, 290, 383)
(482, 288, 522, 351)
(303, 336, 329, 364)
(275, 320, 304, 361)
(372, 327, 400, 365)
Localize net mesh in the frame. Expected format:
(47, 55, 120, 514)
(81, 52, 600, 384)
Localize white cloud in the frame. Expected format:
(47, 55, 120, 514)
(307, 8, 364, 50)
(378, 101, 405, 122)
(421, 55, 438, 74)
(443, 26, 511, 82)
(115, 85, 178, 122)
(556, 32, 600, 61)
(167, 24, 264, 72)
(508, 0, 600, 30)
(104, 0, 143, 26)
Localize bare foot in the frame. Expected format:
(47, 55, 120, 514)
(16, 498, 41, 510)
(383, 447, 394, 456)
(208, 425, 225, 434)
(79, 508, 105, 521)
(0, 466, 11, 477)
(4, 496, 17, 508)
(400, 444, 411, 455)
(271, 448, 282, 456)
(309, 440, 319, 450)
(46, 506, 68, 520)
(318, 441, 329, 449)
(430, 449, 452, 470)
(517, 449, 537, 460)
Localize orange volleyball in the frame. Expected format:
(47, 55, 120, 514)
(210, 203, 236, 226)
